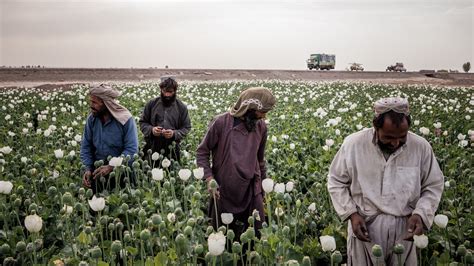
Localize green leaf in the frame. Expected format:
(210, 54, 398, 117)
(77, 231, 89, 245)
(167, 248, 178, 261)
(98, 261, 109, 266)
(126, 246, 138, 256)
(145, 257, 154, 266)
(107, 194, 121, 206)
(437, 251, 450, 264)
(155, 252, 168, 266)
(166, 199, 181, 209)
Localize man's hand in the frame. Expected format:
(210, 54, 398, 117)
(206, 176, 220, 200)
(93, 165, 114, 180)
(350, 212, 371, 242)
(152, 126, 163, 137)
(404, 214, 424, 240)
(163, 129, 174, 139)
(82, 170, 92, 188)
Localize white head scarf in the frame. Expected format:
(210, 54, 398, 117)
(374, 97, 410, 117)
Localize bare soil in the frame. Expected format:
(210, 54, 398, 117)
(1, 68, 473, 90)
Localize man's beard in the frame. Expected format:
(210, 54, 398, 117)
(378, 141, 404, 154)
(161, 92, 176, 107)
(243, 110, 259, 132)
(92, 105, 108, 118)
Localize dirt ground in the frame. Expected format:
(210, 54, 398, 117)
(1, 68, 473, 89)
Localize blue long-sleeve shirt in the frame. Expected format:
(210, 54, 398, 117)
(80, 115, 138, 171)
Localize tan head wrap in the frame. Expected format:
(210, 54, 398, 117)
(374, 97, 410, 117)
(230, 87, 276, 118)
(89, 84, 132, 125)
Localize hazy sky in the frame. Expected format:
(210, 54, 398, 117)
(1, 0, 472, 71)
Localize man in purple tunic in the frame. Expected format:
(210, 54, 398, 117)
(196, 87, 276, 234)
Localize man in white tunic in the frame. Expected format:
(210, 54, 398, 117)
(328, 97, 444, 265)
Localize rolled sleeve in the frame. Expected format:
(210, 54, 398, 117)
(327, 143, 358, 221)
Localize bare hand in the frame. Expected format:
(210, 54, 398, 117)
(163, 129, 174, 139)
(404, 214, 424, 240)
(350, 212, 371, 242)
(152, 126, 163, 137)
(93, 165, 113, 180)
(206, 176, 220, 200)
(83, 171, 92, 188)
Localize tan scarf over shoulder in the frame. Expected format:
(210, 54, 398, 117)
(89, 84, 132, 125)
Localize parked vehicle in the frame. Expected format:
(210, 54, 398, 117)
(307, 54, 335, 70)
(349, 63, 364, 71)
(386, 62, 406, 72)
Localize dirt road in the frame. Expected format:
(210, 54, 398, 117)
(1, 68, 473, 88)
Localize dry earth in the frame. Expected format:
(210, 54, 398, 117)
(1, 68, 474, 90)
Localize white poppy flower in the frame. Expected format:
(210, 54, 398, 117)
(275, 207, 284, 217)
(444, 181, 450, 188)
(208, 231, 226, 256)
(262, 179, 274, 193)
(459, 140, 468, 147)
(285, 181, 294, 192)
(413, 234, 429, 249)
(319, 235, 336, 252)
(54, 149, 64, 159)
(0, 181, 13, 194)
(151, 168, 164, 181)
(0, 146, 12, 154)
(434, 214, 448, 228)
(25, 214, 43, 233)
(419, 127, 430, 136)
(62, 205, 73, 215)
(88, 195, 106, 212)
(109, 157, 123, 167)
(178, 169, 192, 181)
(193, 168, 204, 179)
(167, 213, 176, 223)
(151, 152, 160, 161)
(325, 139, 335, 147)
(162, 158, 171, 168)
(274, 183, 285, 193)
(221, 213, 234, 225)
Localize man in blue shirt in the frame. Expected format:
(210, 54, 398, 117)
(80, 84, 138, 193)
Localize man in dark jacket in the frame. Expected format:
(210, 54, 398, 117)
(139, 77, 191, 164)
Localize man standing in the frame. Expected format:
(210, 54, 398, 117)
(139, 77, 191, 164)
(328, 97, 444, 265)
(196, 87, 276, 234)
(80, 84, 139, 193)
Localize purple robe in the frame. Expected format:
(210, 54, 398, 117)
(196, 112, 267, 224)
